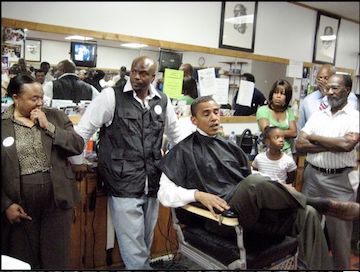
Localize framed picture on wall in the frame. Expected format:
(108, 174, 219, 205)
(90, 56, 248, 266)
(312, 12, 340, 65)
(2, 44, 22, 62)
(218, 1, 258, 52)
(24, 39, 41, 62)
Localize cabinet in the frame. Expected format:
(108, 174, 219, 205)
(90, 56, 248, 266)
(69, 172, 178, 269)
(219, 61, 248, 106)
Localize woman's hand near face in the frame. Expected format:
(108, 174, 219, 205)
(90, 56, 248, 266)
(5, 203, 32, 224)
(30, 108, 48, 129)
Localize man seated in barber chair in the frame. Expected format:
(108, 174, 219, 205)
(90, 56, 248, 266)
(157, 95, 359, 270)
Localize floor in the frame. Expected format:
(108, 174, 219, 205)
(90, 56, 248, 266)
(103, 248, 359, 270)
(150, 252, 360, 270)
(105, 231, 360, 270)
(150, 254, 202, 271)
(151, 246, 360, 270)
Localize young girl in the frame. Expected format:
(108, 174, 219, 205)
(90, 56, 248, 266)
(252, 126, 297, 185)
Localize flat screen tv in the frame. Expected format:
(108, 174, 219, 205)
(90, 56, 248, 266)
(158, 50, 182, 72)
(70, 41, 97, 67)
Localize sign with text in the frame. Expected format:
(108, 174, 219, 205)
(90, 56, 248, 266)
(198, 67, 217, 96)
(236, 80, 254, 107)
(213, 78, 229, 104)
(163, 68, 184, 99)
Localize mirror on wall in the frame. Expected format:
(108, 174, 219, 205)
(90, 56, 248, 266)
(15, 29, 296, 111)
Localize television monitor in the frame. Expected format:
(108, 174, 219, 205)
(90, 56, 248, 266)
(70, 41, 97, 67)
(158, 50, 182, 72)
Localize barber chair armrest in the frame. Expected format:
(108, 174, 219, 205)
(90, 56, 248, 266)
(182, 204, 239, 227)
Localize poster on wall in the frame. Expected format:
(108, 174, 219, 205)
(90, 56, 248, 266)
(3, 27, 25, 45)
(2, 27, 25, 63)
(2, 55, 9, 74)
(2, 44, 22, 62)
(2, 56, 9, 68)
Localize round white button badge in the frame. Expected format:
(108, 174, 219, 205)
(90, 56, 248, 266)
(3, 136, 15, 147)
(154, 105, 162, 115)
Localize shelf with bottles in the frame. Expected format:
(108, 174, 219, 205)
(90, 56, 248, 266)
(219, 61, 248, 87)
(229, 83, 239, 88)
(219, 61, 248, 75)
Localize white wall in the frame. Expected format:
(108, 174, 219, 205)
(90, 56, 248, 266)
(2, 1, 359, 70)
(255, 2, 316, 62)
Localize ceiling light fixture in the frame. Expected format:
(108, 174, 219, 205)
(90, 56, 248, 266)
(64, 35, 94, 41)
(121, 43, 148, 49)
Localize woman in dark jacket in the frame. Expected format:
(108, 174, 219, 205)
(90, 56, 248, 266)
(1, 74, 84, 269)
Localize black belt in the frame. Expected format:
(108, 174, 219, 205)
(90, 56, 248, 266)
(309, 163, 353, 174)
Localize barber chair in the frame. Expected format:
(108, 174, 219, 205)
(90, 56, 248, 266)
(171, 203, 298, 270)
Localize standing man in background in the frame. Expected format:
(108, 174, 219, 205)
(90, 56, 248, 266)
(296, 74, 359, 269)
(70, 56, 184, 269)
(297, 64, 358, 133)
(113, 66, 128, 89)
(43, 59, 99, 104)
(40, 61, 54, 84)
(34, 69, 46, 86)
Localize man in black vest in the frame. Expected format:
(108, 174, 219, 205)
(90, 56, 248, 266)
(43, 59, 99, 105)
(70, 56, 184, 269)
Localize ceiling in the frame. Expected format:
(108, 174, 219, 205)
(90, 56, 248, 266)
(296, 1, 359, 22)
(25, 2, 359, 48)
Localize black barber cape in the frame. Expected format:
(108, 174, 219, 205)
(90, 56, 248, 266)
(159, 131, 251, 202)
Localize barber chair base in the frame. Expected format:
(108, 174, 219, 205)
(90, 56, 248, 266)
(178, 242, 233, 270)
(172, 205, 298, 270)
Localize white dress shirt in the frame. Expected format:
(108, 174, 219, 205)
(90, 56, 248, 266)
(301, 103, 359, 169)
(297, 90, 359, 133)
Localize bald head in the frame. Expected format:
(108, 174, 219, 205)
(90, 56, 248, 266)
(318, 64, 336, 76)
(130, 56, 157, 94)
(316, 64, 336, 96)
(55, 59, 76, 78)
(132, 56, 157, 75)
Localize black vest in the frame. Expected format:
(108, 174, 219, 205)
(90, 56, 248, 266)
(53, 75, 93, 103)
(98, 85, 168, 197)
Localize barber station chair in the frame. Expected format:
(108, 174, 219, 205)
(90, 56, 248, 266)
(171, 203, 298, 270)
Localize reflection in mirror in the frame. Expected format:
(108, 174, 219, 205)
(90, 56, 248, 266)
(24, 30, 294, 112)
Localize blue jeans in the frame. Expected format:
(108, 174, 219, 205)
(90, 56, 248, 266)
(108, 196, 159, 269)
